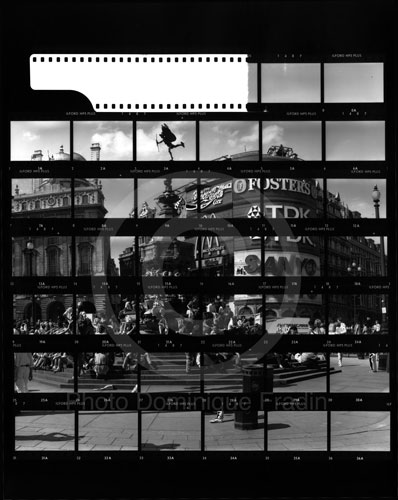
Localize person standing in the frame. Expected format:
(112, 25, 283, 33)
(369, 319, 381, 372)
(311, 319, 326, 335)
(158, 311, 169, 335)
(335, 318, 347, 367)
(373, 319, 381, 333)
(14, 352, 33, 393)
(353, 318, 362, 335)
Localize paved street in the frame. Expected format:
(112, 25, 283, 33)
(331, 411, 390, 450)
(78, 411, 138, 451)
(329, 355, 389, 392)
(15, 411, 75, 451)
(15, 408, 390, 452)
(205, 412, 265, 450)
(141, 411, 201, 451)
(15, 355, 390, 452)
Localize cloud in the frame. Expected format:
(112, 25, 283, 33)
(240, 124, 259, 145)
(91, 131, 132, 160)
(91, 121, 132, 133)
(136, 122, 192, 159)
(22, 131, 39, 141)
(31, 121, 69, 131)
(136, 128, 158, 158)
(209, 122, 257, 144)
(263, 124, 284, 145)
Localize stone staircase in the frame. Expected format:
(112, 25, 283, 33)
(273, 360, 341, 386)
(32, 353, 341, 390)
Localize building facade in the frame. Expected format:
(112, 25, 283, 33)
(12, 144, 118, 324)
(134, 150, 386, 325)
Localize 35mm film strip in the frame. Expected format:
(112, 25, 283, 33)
(6, 52, 395, 464)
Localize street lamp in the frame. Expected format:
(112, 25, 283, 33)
(372, 185, 388, 372)
(26, 239, 35, 329)
(347, 261, 361, 331)
(26, 239, 34, 274)
(372, 185, 387, 333)
(372, 185, 386, 271)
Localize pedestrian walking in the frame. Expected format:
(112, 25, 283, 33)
(14, 352, 33, 393)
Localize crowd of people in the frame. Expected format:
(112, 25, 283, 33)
(136, 295, 262, 336)
(14, 302, 385, 388)
(14, 295, 384, 339)
(32, 352, 73, 372)
(13, 318, 71, 335)
(273, 316, 383, 371)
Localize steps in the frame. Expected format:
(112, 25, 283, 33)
(273, 360, 341, 386)
(32, 354, 340, 390)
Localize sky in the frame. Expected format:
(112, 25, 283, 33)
(12, 178, 41, 194)
(73, 121, 133, 161)
(327, 179, 386, 218)
(261, 63, 321, 103)
(11, 121, 70, 161)
(262, 121, 322, 160)
(199, 121, 259, 160)
(248, 63, 257, 103)
(110, 237, 135, 265)
(324, 63, 383, 103)
(137, 121, 195, 161)
(326, 121, 385, 160)
(99, 178, 135, 218)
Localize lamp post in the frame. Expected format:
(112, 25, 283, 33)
(26, 239, 35, 329)
(372, 185, 387, 333)
(347, 261, 361, 330)
(372, 185, 388, 372)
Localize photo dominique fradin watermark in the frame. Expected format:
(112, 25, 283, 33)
(64, 392, 328, 412)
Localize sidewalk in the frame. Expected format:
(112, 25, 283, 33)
(15, 408, 390, 452)
(329, 355, 389, 392)
(267, 410, 390, 451)
(142, 411, 201, 451)
(204, 412, 265, 451)
(15, 411, 75, 451)
(78, 411, 138, 451)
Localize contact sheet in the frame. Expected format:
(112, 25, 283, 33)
(9, 57, 393, 460)
(2, 1, 397, 498)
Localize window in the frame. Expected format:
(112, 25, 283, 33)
(23, 251, 37, 276)
(47, 246, 60, 276)
(78, 243, 93, 275)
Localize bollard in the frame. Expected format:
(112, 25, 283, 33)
(235, 364, 273, 430)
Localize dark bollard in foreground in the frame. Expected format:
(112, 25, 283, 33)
(235, 364, 273, 430)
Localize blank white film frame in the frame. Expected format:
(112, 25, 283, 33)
(30, 54, 249, 112)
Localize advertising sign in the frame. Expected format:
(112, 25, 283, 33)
(266, 316, 311, 335)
